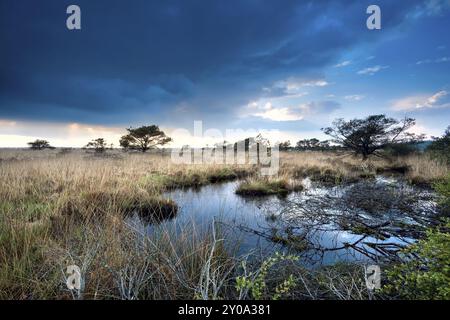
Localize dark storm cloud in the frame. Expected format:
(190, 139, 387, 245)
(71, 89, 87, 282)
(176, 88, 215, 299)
(0, 0, 425, 126)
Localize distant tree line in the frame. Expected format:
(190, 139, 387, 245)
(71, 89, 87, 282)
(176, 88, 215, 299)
(295, 139, 335, 151)
(322, 115, 424, 160)
(272, 115, 440, 161)
(27, 125, 172, 154)
(26, 116, 449, 162)
(427, 126, 450, 165)
(274, 139, 338, 151)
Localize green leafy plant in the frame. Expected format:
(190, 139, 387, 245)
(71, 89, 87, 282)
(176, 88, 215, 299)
(384, 219, 450, 299)
(235, 252, 298, 300)
(434, 175, 450, 215)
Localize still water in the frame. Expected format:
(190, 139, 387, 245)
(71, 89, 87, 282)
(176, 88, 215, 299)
(127, 177, 437, 266)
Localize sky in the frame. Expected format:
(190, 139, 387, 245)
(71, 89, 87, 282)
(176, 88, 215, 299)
(1, 0, 450, 147)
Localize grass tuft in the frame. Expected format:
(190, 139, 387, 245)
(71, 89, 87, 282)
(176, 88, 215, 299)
(236, 178, 303, 196)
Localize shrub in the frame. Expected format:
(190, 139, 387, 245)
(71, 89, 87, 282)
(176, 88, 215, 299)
(427, 126, 450, 165)
(235, 252, 298, 300)
(384, 143, 418, 157)
(384, 176, 450, 299)
(84, 138, 109, 153)
(384, 219, 450, 299)
(27, 139, 54, 150)
(434, 175, 450, 216)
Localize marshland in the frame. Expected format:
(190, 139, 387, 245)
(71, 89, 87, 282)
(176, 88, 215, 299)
(1, 141, 449, 300)
(3, 0, 450, 302)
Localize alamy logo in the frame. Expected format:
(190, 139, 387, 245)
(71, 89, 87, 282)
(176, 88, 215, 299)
(64, 5, 379, 31)
(170, 121, 280, 176)
(365, 265, 381, 290)
(367, 5, 381, 30)
(66, 5, 81, 30)
(66, 265, 82, 290)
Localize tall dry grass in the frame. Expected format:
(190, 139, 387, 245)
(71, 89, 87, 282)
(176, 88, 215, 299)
(0, 150, 254, 299)
(280, 151, 448, 185)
